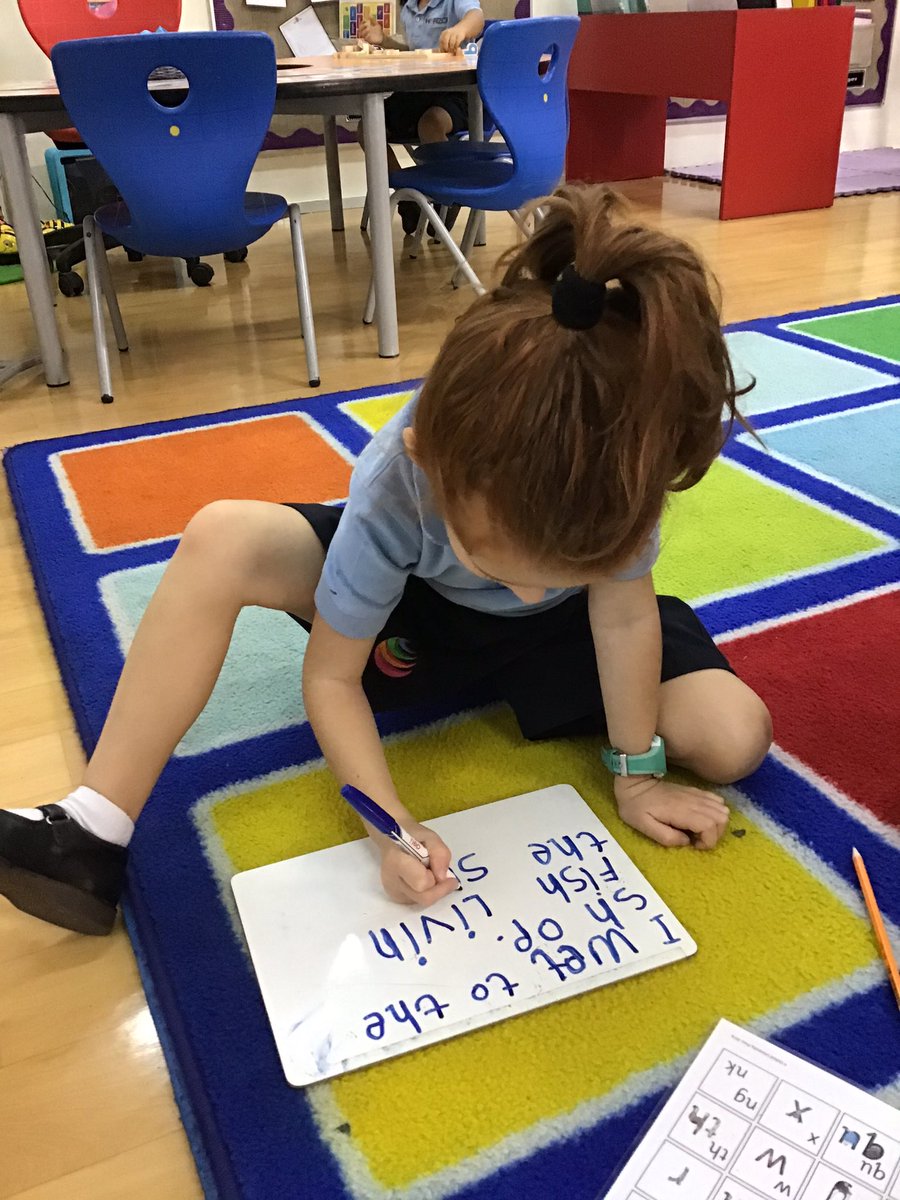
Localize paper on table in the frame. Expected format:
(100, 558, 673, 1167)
(279, 6, 336, 57)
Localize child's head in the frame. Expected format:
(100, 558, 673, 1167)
(410, 185, 748, 594)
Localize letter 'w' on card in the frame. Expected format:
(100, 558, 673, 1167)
(602, 1018, 900, 1200)
(231, 786, 696, 1086)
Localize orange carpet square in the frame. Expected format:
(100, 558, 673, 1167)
(58, 416, 352, 549)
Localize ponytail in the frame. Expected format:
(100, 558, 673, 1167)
(414, 184, 752, 573)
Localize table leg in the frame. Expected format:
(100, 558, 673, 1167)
(566, 92, 667, 184)
(361, 91, 399, 359)
(467, 85, 486, 247)
(323, 115, 345, 233)
(0, 113, 69, 387)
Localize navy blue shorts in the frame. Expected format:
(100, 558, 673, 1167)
(287, 503, 733, 740)
(383, 90, 470, 143)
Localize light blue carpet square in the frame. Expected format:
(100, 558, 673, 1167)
(99, 560, 307, 757)
(739, 400, 900, 508)
(725, 331, 895, 414)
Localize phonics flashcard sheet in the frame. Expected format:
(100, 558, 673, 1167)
(603, 1018, 900, 1200)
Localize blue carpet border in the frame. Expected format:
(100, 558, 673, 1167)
(4, 297, 900, 1200)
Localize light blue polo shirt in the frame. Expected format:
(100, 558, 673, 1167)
(314, 396, 660, 641)
(400, 0, 482, 50)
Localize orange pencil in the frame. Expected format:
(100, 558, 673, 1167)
(852, 847, 900, 1011)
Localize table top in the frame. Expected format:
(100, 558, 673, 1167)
(0, 52, 475, 114)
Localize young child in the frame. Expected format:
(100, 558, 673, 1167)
(0, 185, 772, 935)
(356, 0, 485, 233)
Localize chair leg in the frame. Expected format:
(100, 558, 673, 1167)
(407, 208, 428, 260)
(408, 194, 483, 294)
(288, 203, 320, 388)
(365, 190, 484, 325)
(450, 209, 480, 289)
(428, 205, 450, 245)
(83, 215, 115, 404)
(509, 208, 531, 234)
(360, 193, 370, 233)
(95, 230, 128, 353)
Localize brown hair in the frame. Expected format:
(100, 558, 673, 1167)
(413, 184, 752, 574)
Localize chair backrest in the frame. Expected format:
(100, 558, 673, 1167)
(477, 16, 579, 205)
(18, 0, 182, 58)
(51, 32, 278, 255)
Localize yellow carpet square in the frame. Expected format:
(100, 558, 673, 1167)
(342, 390, 416, 435)
(208, 709, 875, 1191)
(656, 459, 884, 601)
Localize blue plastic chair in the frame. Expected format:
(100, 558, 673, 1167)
(51, 31, 319, 402)
(364, 17, 578, 318)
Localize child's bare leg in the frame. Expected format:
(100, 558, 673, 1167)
(417, 106, 453, 143)
(658, 669, 773, 784)
(1, 501, 324, 933)
(82, 501, 324, 820)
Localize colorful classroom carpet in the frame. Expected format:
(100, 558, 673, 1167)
(4, 295, 900, 1200)
(668, 146, 900, 197)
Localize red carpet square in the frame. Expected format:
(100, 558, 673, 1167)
(724, 590, 900, 827)
(58, 415, 352, 550)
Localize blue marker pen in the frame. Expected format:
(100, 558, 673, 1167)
(341, 784, 461, 888)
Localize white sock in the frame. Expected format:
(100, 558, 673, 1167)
(9, 785, 135, 848)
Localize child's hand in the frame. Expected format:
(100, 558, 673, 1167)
(379, 823, 459, 905)
(614, 775, 729, 849)
(439, 24, 466, 53)
(357, 17, 384, 45)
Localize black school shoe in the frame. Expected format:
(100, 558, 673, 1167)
(398, 200, 421, 236)
(0, 805, 127, 935)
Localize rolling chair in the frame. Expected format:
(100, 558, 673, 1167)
(51, 31, 319, 403)
(17, 0, 240, 294)
(364, 16, 578, 319)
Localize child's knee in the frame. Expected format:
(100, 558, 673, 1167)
(177, 500, 261, 582)
(417, 106, 452, 142)
(701, 698, 773, 784)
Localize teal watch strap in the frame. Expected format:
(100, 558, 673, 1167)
(601, 735, 667, 778)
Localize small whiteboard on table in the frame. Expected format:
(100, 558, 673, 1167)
(603, 1018, 900, 1200)
(232, 785, 697, 1088)
(279, 6, 335, 57)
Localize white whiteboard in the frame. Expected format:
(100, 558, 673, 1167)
(232, 785, 697, 1087)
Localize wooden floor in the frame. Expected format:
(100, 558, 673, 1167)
(1, 178, 899, 1200)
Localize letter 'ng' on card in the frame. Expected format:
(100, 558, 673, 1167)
(602, 1018, 900, 1200)
(231, 785, 697, 1087)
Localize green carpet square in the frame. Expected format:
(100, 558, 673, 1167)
(786, 303, 900, 365)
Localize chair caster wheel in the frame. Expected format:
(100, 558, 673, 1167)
(224, 248, 248, 263)
(188, 262, 214, 286)
(58, 271, 84, 297)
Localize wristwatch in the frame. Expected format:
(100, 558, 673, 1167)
(601, 735, 667, 778)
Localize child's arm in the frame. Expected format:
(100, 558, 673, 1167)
(588, 573, 730, 849)
(357, 16, 407, 50)
(303, 612, 458, 905)
(439, 6, 484, 54)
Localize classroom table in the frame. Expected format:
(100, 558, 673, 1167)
(567, 8, 855, 221)
(0, 54, 479, 388)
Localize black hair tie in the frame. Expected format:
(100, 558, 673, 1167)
(551, 264, 607, 331)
